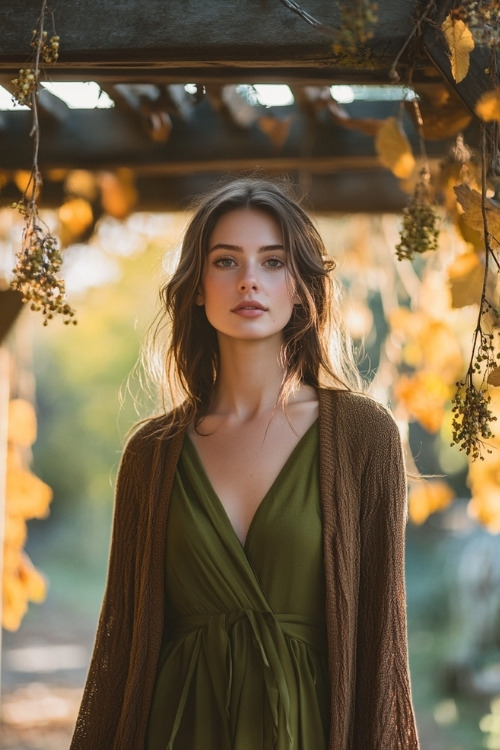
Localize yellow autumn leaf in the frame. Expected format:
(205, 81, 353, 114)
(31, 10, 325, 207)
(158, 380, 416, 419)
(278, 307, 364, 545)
(2, 545, 23, 576)
(375, 117, 415, 179)
(456, 212, 483, 251)
(2, 574, 28, 631)
(475, 87, 500, 123)
(6, 465, 53, 519)
(468, 489, 500, 534)
(447, 252, 484, 308)
(467, 395, 500, 527)
(453, 183, 500, 247)
(403, 341, 424, 369)
(388, 308, 427, 338)
(419, 321, 464, 382)
(442, 14, 475, 83)
(8, 399, 37, 447)
(488, 367, 500, 387)
(18, 553, 47, 603)
(409, 480, 455, 525)
(99, 169, 138, 220)
(2, 553, 47, 631)
(3, 514, 27, 551)
(58, 197, 94, 246)
(395, 371, 451, 433)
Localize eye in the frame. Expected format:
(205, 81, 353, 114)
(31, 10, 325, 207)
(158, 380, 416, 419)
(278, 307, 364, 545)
(214, 256, 236, 268)
(264, 256, 285, 268)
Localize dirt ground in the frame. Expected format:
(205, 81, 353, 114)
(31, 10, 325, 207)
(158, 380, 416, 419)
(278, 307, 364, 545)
(1, 603, 94, 750)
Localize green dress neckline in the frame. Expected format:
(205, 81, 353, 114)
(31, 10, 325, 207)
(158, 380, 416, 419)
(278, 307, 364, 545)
(183, 418, 319, 551)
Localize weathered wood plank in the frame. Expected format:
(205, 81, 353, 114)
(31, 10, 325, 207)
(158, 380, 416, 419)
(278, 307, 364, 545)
(0, 66, 429, 87)
(0, 170, 411, 213)
(0, 99, 457, 172)
(0, 0, 415, 77)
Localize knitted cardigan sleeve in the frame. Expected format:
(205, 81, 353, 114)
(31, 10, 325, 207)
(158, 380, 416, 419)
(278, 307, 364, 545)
(69, 428, 146, 749)
(354, 404, 419, 748)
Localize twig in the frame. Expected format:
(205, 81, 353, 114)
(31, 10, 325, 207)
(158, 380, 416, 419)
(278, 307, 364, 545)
(278, 0, 338, 36)
(389, 0, 437, 81)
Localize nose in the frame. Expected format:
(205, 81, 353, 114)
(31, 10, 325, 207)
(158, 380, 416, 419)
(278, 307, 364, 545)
(238, 271, 258, 293)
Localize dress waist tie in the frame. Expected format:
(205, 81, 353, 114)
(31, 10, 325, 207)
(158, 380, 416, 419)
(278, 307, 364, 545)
(166, 609, 324, 750)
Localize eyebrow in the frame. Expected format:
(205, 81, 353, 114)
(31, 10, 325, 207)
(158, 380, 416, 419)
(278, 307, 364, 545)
(208, 243, 285, 254)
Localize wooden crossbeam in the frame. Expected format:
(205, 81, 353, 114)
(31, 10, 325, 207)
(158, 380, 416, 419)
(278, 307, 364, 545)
(0, 0, 419, 84)
(0, 98, 463, 172)
(0, 169, 413, 213)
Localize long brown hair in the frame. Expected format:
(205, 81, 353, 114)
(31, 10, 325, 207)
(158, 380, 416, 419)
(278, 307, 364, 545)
(144, 177, 362, 430)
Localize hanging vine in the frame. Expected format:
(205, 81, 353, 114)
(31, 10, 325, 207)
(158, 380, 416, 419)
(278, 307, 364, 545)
(394, 46, 441, 262)
(440, 3, 500, 458)
(451, 120, 500, 458)
(395, 168, 440, 260)
(384, 0, 500, 458)
(9, 1, 76, 326)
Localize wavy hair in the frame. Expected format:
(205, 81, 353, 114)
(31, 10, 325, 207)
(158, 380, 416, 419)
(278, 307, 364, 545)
(143, 177, 362, 430)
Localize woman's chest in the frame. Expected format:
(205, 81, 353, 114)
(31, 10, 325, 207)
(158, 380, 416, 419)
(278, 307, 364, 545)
(188, 416, 317, 545)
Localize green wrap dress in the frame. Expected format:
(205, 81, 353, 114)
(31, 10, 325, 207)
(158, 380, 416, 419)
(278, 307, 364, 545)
(146, 420, 330, 750)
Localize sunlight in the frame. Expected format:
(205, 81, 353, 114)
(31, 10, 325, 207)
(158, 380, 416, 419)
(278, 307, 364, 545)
(253, 84, 294, 106)
(41, 82, 114, 109)
(0, 85, 28, 110)
(0, 81, 115, 110)
(331, 85, 418, 102)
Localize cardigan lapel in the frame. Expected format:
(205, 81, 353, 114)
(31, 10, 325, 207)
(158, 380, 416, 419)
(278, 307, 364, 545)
(318, 389, 359, 750)
(120, 422, 185, 748)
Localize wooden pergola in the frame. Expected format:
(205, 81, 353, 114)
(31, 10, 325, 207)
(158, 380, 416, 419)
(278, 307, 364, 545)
(0, 0, 487, 214)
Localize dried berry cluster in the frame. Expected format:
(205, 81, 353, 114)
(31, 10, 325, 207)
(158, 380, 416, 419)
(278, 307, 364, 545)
(473, 327, 500, 373)
(457, 1, 500, 48)
(31, 29, 60, 63)
(11, 68, 38, 107)
(11, 203, 76, 326)
(395, 172, 440, 260)
(335, 1, 378, 51)
(11, 31, 59, 107)
(451, 380, 496, 459)
(451, 312, 500, 458)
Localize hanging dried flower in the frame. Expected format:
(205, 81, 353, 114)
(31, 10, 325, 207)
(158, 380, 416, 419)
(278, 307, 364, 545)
(11, 200, 76, 326)
(395, 169, 440, 261)
(9, 1, 75, 325)
(451, 380, 497, 460)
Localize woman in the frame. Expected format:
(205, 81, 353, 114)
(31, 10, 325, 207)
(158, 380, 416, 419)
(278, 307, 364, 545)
(70, 177, 419, 749)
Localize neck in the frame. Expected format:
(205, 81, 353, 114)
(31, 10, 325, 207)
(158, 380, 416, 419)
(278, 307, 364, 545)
(212, 337, 288, 419)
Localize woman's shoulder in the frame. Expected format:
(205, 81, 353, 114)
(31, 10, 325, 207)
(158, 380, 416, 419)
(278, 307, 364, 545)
(123, 407, 185, 456)
(319, 387, 400, 439)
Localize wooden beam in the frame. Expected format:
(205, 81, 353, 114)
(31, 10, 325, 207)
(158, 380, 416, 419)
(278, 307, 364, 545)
(1, 66, 444, 88)
(0, 170, 411, 214)
(0, 99, 465, 173)
(0, 0, 417, 84)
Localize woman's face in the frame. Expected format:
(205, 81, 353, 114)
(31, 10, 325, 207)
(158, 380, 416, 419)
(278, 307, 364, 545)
(197, 207, 298, 345)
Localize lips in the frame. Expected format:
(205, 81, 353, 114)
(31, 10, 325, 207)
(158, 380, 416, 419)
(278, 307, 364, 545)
(231, 300, 267, 312)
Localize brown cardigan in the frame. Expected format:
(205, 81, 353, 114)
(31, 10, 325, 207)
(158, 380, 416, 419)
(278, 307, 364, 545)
(70, 389, 419, 749)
